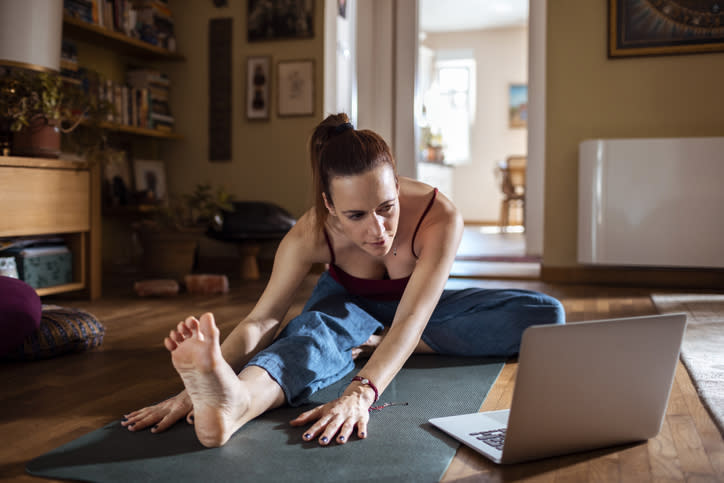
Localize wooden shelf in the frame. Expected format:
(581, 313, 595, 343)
(94, 121, 183, 139)
(63, 15, 184, 61)
(36, 282, 86, 297)
(0, 156, 88, 170)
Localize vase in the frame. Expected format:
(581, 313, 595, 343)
(138, 228, 204, 280)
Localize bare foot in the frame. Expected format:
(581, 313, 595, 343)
(166, 313, 250, 447)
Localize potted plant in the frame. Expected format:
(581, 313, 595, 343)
(135, 183, 234, 279)
(0, 67, 109, 158)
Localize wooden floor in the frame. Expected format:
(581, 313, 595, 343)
(1, 274, 723, 483)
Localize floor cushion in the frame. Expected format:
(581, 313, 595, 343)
(0, 275, 42, 356)
(3, 305, 105, 361)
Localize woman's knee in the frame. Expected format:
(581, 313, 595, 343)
(533, 292, 565, 325)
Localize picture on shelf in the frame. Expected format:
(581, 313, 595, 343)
(102, 149, 132, 207)
(277, 60, 315, 117)
(246, 56, 271, 120)
(133, 160, 167, 204)
(247, 0, 314, 42)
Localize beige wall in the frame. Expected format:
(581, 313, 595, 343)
(164, 0, 325, 219)
(544, 1, 724, 268)
(422, 27, 528, 223)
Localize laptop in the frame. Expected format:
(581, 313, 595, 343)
(429, 313, 687, 464)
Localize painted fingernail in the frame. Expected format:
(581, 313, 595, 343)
(304, 433, 312, 440)
(189, 416, 194, 422)
(153, 425, 159, 431)
(360, 432, 366, 438)
(338, 435, 345, 442)
(321, 436, 328, 443)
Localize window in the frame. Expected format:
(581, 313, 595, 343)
(421, 55, 475, 165)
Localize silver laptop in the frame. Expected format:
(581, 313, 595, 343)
(429, 313, 687, 464)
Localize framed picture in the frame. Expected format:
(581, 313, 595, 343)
(102, 149, 132, 207)
(277, 60, 315, 117)
(509, 84, 528, 129)
(609, 0, 724, 57)
(133, 160, 167, 204)
(247, 56, 271, 120)
(247, 0, 314, 42)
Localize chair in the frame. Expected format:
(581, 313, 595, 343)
(496, 156, 526, 231)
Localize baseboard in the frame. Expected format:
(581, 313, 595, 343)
(541, 265, 724, 289)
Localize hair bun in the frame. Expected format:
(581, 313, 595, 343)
(334, 122, 354, 135)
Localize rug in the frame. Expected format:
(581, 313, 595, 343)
(26, 356, 504, 483)
(651, 294, 724, 435)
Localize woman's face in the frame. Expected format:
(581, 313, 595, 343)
(325, 164, 400, 257)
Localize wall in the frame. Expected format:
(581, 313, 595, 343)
(421, 27, 528, 223)
(164, 0, 325, 219)
(544, 1, 724, 268)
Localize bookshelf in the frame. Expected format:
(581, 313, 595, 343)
(60, 3, 184, 294)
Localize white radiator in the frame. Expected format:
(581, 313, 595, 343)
(578, 137, 724, 268)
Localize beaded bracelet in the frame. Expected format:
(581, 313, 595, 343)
(351, 376, 379, 402)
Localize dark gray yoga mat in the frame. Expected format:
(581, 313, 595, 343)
(27, 356, 503, 483)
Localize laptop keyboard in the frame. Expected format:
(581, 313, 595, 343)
(469, 428, 506, 450)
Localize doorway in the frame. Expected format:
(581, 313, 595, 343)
(416, 0, 541, 278)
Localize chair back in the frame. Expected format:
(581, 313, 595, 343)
(498, 156, 526, 198)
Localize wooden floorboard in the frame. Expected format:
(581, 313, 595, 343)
(0, 274, 722, 482)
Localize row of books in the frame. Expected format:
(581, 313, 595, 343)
(64, 0, 176, 52)
(60, 56, 175, 131)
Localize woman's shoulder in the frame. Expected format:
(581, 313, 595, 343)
(281, 208, 331, 263)
(399, 177, 459, 221)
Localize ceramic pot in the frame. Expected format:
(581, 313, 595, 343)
(12, 116, 61, 158)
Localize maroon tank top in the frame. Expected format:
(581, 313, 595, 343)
(324, 188, 438, 301)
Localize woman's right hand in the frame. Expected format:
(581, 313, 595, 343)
(121, 391, 193, 433)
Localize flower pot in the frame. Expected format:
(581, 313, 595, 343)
(138, 228, 204, 280)
(12, 116, 61, 158)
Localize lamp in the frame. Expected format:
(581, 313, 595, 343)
(0, 0, 63, 73)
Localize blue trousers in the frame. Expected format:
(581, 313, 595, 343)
(247, 271, 565, 405)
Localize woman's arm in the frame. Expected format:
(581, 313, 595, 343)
(218, 218, 320, 372)
(124, 212, 323, 432)
(291, 198, 464, 443)
(352, 197, 464, 394)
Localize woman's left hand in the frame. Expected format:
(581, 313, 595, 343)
(289, 386, 374, 445)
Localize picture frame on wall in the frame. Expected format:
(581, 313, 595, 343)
(277, 60, 315, 117)
(247, 0, 314, 42)
(609, 0, 724, 57)
(246, 56, 271, 120)
(509, 84, 528, 129)
(133, 159, 167, 204)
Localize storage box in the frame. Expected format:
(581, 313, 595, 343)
(15, 247, 73, 289)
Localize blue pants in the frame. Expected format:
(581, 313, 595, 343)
(247, 271, 565, 405)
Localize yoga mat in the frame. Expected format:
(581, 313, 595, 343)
(27, 356, 503, 483)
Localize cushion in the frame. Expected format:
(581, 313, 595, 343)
(3, 305, 105, 361)
(0, 275, 42, 356)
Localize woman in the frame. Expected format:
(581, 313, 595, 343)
(122, 114, 564, 448)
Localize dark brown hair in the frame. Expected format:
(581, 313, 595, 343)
(309, 113, 398, 234)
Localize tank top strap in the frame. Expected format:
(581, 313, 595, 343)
(323, 229, 336, 264)
(410, 187, 438, 258)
